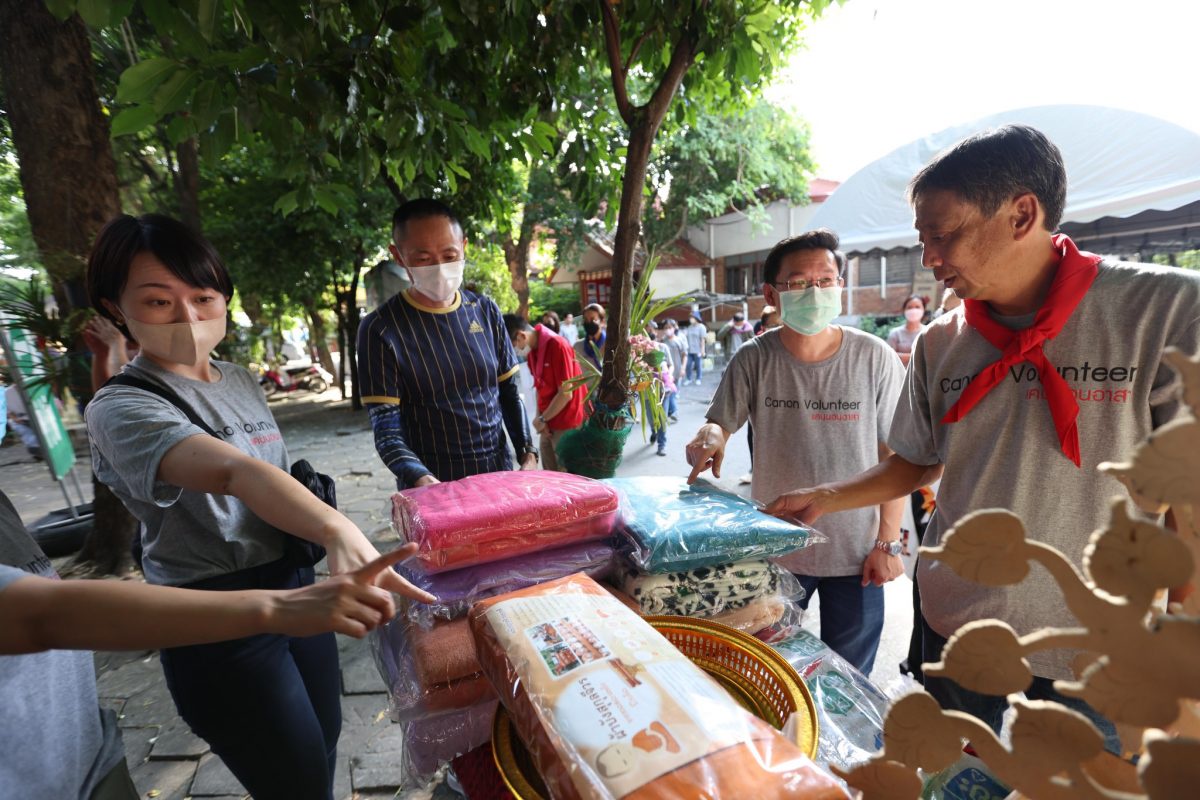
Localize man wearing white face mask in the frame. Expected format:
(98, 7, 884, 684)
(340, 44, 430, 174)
(356, 199, 537, 488)
(683, 229, 906, 674)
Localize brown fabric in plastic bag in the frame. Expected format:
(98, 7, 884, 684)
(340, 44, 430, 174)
(470, 574, 845, 800)
(409, 617, 496, 711)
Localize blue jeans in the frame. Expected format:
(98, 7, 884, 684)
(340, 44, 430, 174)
(685, 353, 702, 383)
(794, 574, 885, 675)
(919, 614, 1122, 755)
(664, 390, 678, 418)
(161, 560, 341, 799)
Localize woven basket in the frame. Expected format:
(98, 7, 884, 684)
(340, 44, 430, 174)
(492, 615, 819, 799)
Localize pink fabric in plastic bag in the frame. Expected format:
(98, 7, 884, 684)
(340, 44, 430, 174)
(392, 471, 620, 573)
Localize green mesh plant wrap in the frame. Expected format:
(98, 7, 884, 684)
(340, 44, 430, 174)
(555, 401, 634, 478)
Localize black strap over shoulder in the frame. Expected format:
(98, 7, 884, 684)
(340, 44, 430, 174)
(104, 373, 219, 438)
(103, 373, 332, 566)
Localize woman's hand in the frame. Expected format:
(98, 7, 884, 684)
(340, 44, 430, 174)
(268, 546, 420, 638)
(324, 533, 436, 605)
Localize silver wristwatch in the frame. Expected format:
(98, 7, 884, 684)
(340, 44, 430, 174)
(874, 539, 902, 557)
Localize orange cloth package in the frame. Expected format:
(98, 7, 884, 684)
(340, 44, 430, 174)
(469, 574, 846, 799)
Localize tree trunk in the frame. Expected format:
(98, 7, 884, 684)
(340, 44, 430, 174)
(175, 137, 202, 232)
(502, 219, 534, 320)
(334, 246, 366, 409)
(595, 7, 697, 410)
(304, 302, 337, 378)
(0, 0, 135, 575)
(597, 119, 654, 409)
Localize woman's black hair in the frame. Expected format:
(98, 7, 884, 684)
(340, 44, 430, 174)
(902, 294, 927, 311)
(86, 214, 234, 335)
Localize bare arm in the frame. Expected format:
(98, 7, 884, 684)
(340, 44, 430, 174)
(0, 546, 415, 655)
(861, 442, 909, 587)
(157, 434, 434, 602)
(684, 421, 733, 483)
(537, 384, 576, 427)
(766, 452, 943, 525)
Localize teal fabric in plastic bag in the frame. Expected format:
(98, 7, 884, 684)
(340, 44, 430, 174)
(605, 476, 823, 573)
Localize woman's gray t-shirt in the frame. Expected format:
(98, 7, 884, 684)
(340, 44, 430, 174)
(86, 356, 287, 585)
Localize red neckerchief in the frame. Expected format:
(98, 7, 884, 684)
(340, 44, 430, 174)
(940, 234, 1101, 467)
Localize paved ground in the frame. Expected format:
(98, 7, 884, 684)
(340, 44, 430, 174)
(1, 360, 915, 799)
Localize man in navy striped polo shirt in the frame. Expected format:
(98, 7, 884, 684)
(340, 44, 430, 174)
(356, 199, 537, 488)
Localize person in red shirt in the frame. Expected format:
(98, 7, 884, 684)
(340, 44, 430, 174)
(504, 315, 587, 471)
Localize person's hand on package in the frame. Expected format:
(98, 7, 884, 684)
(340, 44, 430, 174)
(765, 486, 838, 526)
(685, 422, 727, 484)
(273, 546, 418, 637)
(519, 452, 539, 471)
(325, 532, 436, 605)
(413, 474, 440, 487)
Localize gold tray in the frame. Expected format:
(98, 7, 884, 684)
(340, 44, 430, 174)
(492, 615, 819, 799)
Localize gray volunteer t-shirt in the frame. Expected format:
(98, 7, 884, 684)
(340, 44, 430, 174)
(0, 493, 126, 799)
(706, 327, 905, 576)
(86, 356, 287, 586)
(889, 260, 1200, 679)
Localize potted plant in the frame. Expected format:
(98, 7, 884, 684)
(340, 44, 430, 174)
(556, 254, 692, 476)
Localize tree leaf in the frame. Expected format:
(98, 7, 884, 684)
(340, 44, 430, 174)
(198, 112, 236, 167)
(196, 0, 218, 42)
(153, 70, 200, 116)
(188, 80, 222, 131)
(116, 58, 179, 104)
(312, 186, 341, 215)
(110, 105, 160, 138)
(166, 115, 198, 146)
(322, 152, 340, 169)
(44, 0, 77, 22)
(273, 190, 299, 217)
(77, 0, 135, 28)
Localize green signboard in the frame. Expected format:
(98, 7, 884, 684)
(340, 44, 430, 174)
(0, 323, 76, 481)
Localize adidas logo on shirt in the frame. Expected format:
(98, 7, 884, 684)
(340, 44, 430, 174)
(468, 321, 485, 334)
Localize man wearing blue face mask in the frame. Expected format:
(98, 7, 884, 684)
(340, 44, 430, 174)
(356, 198, 537, 488)
(684, 228, 906, 674)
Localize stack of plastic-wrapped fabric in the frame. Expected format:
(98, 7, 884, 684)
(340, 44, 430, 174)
(372, 472, 622, 782)
(605, 477, 822, 642)
(372, 473, 827, 786)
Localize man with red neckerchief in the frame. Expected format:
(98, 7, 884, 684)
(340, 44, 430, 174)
(767, 125, 1200, 752)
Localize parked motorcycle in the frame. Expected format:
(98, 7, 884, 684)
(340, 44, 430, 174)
(260, 362, 332, 397)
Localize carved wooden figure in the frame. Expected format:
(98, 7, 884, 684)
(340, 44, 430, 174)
(834, 348, 1200, 800)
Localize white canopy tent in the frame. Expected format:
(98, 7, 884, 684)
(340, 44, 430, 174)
(808, 105, 1200, 254)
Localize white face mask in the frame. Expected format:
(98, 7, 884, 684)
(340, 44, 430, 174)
(408, 259, 464, 303)
(124, 316, 226, 366)
(904, 307, 925, 323)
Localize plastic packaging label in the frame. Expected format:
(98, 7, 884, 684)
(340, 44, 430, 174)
(485, 591, 760, 798)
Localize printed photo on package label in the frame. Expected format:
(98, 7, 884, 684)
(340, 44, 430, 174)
(527, 616, 612, 679)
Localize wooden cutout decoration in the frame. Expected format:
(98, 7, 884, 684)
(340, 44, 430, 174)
(835, 348, 1200, 799)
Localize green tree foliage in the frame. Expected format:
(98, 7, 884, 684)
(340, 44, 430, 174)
(463, 243, 519, 313)
(644, 100, 815, 249)
(529, 280, 582, 321)
(0, 121, 40, 273)
(588, 0, 831, 408)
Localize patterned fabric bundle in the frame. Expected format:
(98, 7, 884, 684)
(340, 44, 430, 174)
(617, 559, 786, 617)
(607, 477, 822, 573)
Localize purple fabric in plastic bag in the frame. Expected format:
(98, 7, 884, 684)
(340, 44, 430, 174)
(402, 699, 499, 779)
(395, 540, 616, 626)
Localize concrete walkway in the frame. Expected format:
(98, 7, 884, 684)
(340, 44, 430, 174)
(1, 362, 914, 799)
